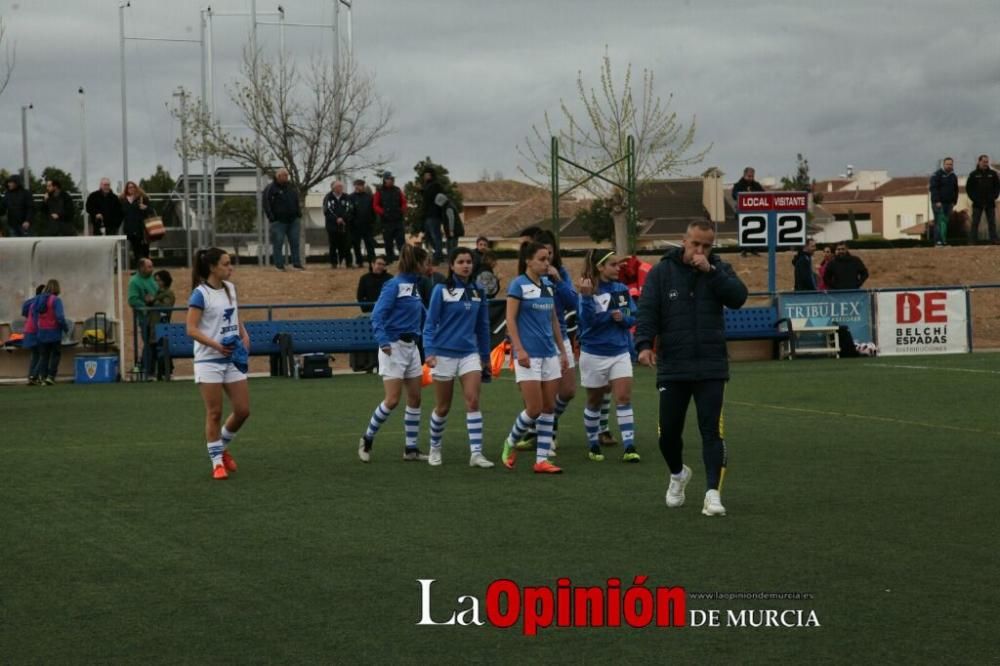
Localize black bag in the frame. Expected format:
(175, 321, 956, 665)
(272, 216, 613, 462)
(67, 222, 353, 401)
(300, 353, 332, 379)
(836, 324, 860, 358)
(270, 332, 294, 376)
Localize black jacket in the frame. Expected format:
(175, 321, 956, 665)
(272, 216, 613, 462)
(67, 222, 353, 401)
(635, 248, 748, 382)
(965, 167, 1000, 207)
(824, 253, 869, 290)
(732, 177, 765, 196)
(86, 190, 124, 235)
(122, 195, 153, 238)
(42, 191, 77, 234)
(263, 181, 301, 222)
(928, 168, 959, 207)
(349, 190, 376, 230)
(357, 271, 393, 313)
(422, 180, 444, 219)
(792, 251, 817, 291)
(322, 191, 354, 231)
(2, 175, 33, 228)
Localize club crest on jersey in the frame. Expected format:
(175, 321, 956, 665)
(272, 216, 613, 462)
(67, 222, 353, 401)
(398, 283, 415, 298)
(594, 293, 612, 313)
(223, 307, 235, 324)
(442, 288, 465, 303)
(520, 283, 542, 299)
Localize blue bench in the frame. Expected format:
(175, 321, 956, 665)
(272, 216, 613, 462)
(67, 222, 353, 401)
(724, 306, 792, 358)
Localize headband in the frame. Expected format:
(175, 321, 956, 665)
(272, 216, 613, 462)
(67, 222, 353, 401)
(596, 251, 615, 267)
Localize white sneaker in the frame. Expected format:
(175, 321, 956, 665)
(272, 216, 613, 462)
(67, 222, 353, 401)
(469, 452, 495, 468)
(358, 437, 372, 463)
(665, 465, 692, 507)
(428, 448, 443, 466)
(547, 438, 558, 458)
(702, 489, 726, 517)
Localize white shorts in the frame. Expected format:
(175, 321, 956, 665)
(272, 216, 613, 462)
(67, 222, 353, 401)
(562, 337, 576, 369)
(431, 352, 481, 381)
(514, 355, 562, 383)
(378, 340, 423, 380)
(579, 351, 633, 388)
(194, 361, 248, 384)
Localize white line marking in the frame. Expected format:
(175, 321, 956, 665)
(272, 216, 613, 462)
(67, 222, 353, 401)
(870, 363, 1000, 376)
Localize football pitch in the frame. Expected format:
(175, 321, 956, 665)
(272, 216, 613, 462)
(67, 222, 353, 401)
(2, 353, 997, 663)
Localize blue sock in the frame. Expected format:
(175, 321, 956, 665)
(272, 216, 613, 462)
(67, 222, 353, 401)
(221, 425, 237, 449)
(617, 403, 635, 449)
(535, 413, 554, 463)
(365, 401, 393, 441)
(508, 410, 536, 443)
(584, 407, 601, 448)
(599, 395, 611, 433)
(207, 440, 224, 466)
(430, 410, 447, 449)
(467, 411, 483, 454)
(404, 406, 421, 450)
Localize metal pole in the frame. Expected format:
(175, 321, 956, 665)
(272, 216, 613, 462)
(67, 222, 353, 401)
(252, 0, 267, 265)
(207, 8, 217, 247)
(343, 0, 352, 59)
(551, 136, 559, 243)
(20, 104, 30, 189)
(627, 134, 636, 254)
(80, 88, 89, 236)
(333, 0, 340, 74)
(199, 9, 209, 250)
(174, 88, 193, 268)
(119, 2, 129, 184)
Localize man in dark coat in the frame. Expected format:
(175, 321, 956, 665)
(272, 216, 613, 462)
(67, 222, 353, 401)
(42, 179, 77, 236)
(966, 154, 1000, 244)
(635, 220, 748, 518)
(792, 237, 818, 291)
(2, 174, 33, 237)
(349, 179, 377, 267)
(262, 167, 304, 270)
(824, 242, 869, 290)
(322, 181, 354, 268)
(732, 166, 764, 257)
(928, 157, 958, 245)
(85, 177, 124, 236)
(373, 172, 407, 263)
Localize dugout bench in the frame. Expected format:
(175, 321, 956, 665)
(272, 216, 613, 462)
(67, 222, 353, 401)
(155, 318, 379, 378)
(723, 306, 793, 359)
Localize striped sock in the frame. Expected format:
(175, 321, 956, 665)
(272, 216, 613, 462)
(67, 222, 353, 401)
(617, 403, 635, 448)
(535, 413, 554, 463)
(221, 425, 237, 449)
(584, 407, 601, 447)
(553, 395, 571, 434)
(207, 440, 224, 466)
(508, 410, 536, 443)
(467, 411, 484, 454)
(599, 395, 611, 433)
(404, 406, 421, 449)
(430, 410, 447, 449)
(365, 401, 393, 441)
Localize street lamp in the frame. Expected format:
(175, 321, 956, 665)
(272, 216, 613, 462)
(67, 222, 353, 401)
(80, 87, 89, 235)
(20, 103, 32, 188)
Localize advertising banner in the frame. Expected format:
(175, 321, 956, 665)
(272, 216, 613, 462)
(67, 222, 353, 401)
(779, 291, 873, 343)
(875, 290, 969, 356)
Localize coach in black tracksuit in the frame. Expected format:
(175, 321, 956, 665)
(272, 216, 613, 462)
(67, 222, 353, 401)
(635, 221, 748, 514)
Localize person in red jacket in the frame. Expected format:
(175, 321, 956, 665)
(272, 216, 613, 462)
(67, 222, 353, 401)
(373, 172, 407, 263)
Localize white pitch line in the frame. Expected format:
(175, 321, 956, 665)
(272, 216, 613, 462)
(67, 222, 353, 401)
(869, 363, 1000, 376)
(728, 400, 1000, 437)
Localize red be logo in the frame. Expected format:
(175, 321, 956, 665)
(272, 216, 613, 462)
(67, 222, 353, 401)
(897, 292, 947, 324)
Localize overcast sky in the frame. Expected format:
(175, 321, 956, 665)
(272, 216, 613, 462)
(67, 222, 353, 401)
(1, 0, 998, 192)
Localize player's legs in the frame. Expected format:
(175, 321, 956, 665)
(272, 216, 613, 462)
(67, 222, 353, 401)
(692, 380, 727, 491)
(220, 378, 250, 471)
(658, 381, 693, 473)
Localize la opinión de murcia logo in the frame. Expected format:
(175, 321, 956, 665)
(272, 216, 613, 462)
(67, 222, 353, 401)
(417, 578, 820, 634)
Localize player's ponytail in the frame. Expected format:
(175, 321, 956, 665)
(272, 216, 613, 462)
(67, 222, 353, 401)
(398, 244, 429, 276)
(191, 247, 232, 303)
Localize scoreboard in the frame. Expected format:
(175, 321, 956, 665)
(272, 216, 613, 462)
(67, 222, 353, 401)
(737, 192, 808, 248)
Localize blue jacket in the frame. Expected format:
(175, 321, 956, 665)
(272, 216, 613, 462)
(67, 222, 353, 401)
(32, 293, 68, 344)
(20, 297, 37, 348)
(423, 278, 491, 361)
(221, 334, 249, 373)
(579, 279, 636, 357)
(370, 273, 426, 347)
(551, 265, 577, 339)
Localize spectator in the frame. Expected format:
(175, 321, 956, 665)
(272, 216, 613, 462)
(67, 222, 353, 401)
(966, 154, 1000, 244)
(438, 193, 462, 257)
(121, 181, 153, 268)
(732, 167, 764, 257)
(817, 245, 833, 290)
(356, 255, 393, 313)
(374, 171, 407, 263)
(30, 279, 70, 385)
(42, 179, 77, 237)
(824, 242, 869, 290)
(22, 284, 45, 385)
(128, 257, 158, 378)
(349, 179, 377, 267)
(323, 181, 354, 268)
(419, 256, 448, 308)
(86, 177, 123, 237)
(2, 174, 33, 237)
(472, 236, 490, 276)
(928, 157, 958, 246)
(474, 250, 501, 298)
(149, 269, 176, 380)
(792, 237, 818, 291)
(421, 167, 445, 263)
(263, 168, 305, 271)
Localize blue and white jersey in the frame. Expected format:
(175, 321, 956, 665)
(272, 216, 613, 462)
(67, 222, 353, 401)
(507, 274, 559, 358)
(370, 273, 425, 347)
(188, 281, 241, 363)
(551, 265, 577, 340)
(423, 279, 491, 360)
(579, 279, 636, 357)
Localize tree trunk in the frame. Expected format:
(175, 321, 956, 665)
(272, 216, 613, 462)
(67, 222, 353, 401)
(613, 209, 630, 255)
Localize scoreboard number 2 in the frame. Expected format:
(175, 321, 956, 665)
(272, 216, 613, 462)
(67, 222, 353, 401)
(776, 213, 806, 246)
(738, 214, 767, 247)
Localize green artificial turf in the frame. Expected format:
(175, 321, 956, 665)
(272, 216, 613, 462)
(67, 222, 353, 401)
(1, 353, 997, 663)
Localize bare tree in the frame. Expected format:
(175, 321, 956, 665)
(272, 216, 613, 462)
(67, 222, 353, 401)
(517, 51, 710, 251)
(0, 18, 17, 98)
(174, 47, 393, 203)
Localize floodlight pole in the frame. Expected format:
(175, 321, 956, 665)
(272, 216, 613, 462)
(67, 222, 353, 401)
(80, 87, 89, 235)
(20, 103, 32, 190)
(119, 2, 130, 184)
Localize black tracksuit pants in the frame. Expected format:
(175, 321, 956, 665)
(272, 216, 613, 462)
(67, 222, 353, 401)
(658, 379, 728, 490)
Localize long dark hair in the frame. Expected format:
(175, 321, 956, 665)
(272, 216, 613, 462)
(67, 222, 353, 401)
(445, 246, 474, 290)
(534, 230, 562, 269)
(518, 241, 548, 276)
(192, 247, 232, 303)
(398, 244, 429, 275)
(583, 248, 616, 283)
